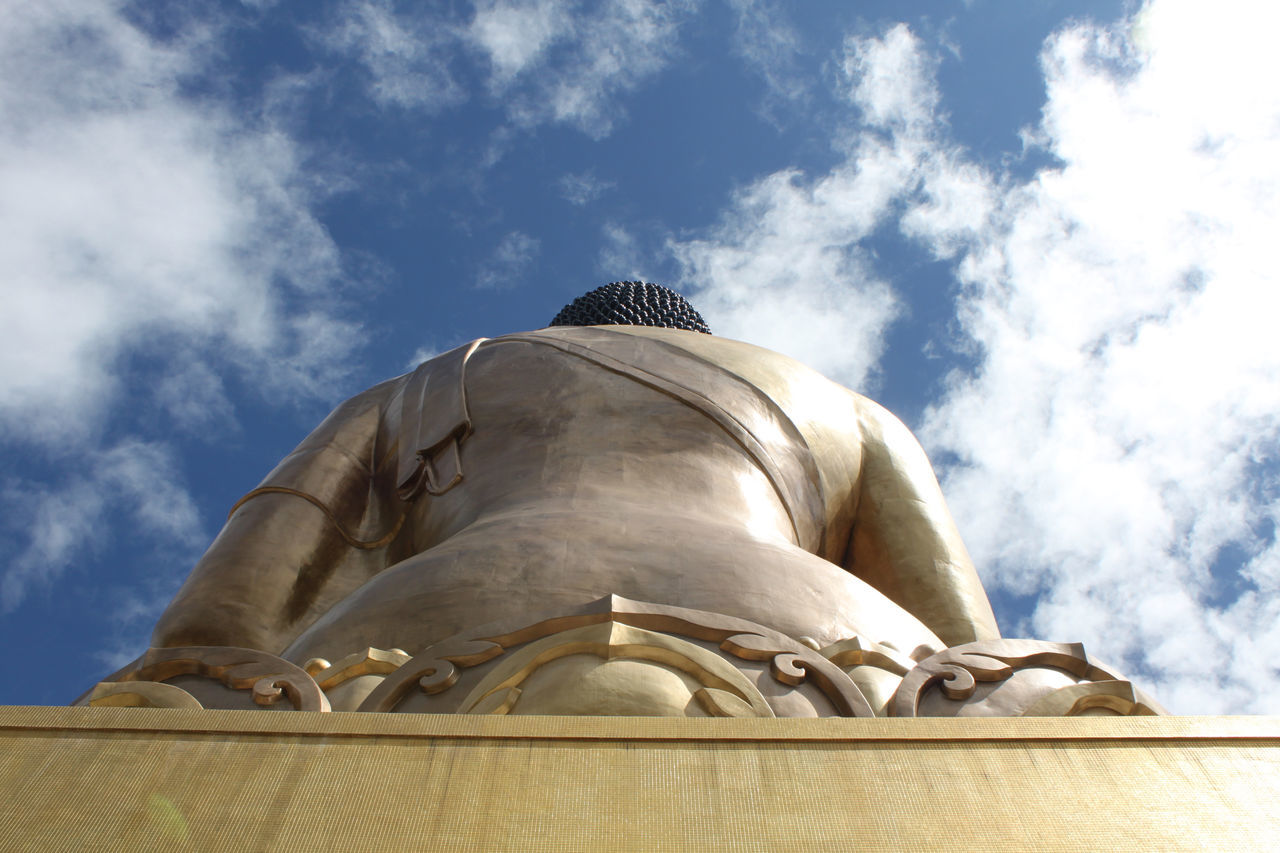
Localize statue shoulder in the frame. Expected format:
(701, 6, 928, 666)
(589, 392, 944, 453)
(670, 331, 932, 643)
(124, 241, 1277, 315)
(272, 371, 413, 485)
(307, 372, 408, 439)
(602, 326, 870, 429)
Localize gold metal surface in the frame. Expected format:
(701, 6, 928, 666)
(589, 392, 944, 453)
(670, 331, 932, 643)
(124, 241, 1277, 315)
(2, 707, 1275, 851)
(96, 323, 1173, 718)
(146, 325, 997, 707)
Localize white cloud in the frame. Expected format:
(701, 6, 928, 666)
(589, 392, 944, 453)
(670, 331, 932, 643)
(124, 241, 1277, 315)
(902, 0, 1280, 714)
(671, 166, 901, 390)
(0, 2, 358, 606)
(670, 24, 949, 391)
(476, 231, 542, 289)
(0, 1, 355, 445)
(843, 23, 939, 131)
(470, 0, 573, 86)
(559, 169, 615, 206)
(673, 4, 1280, 714)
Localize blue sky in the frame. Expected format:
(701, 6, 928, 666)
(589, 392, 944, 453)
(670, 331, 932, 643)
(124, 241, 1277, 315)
(2, 0, 1277, 714)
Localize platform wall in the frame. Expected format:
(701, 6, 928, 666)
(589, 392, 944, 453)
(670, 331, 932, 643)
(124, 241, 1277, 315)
(2, 707, 1276, 851)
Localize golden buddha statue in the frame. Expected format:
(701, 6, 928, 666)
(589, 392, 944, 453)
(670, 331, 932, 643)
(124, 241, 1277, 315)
(83, 283, 1161, 718)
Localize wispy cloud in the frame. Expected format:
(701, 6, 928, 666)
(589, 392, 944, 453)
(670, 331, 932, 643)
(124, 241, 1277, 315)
(469, 0, 573, 87)
(1, 441, 203, 612)
(474, 0, 701, 137)
(405, 344, 443, 372)
(322, 0, 466, 111)
(323, 0, 700, 138)
(154, 360, 238, 438)
(726, 0, 808, 123)
(559, 169, 615, 206)
(597, 221, 662, 282)
(476, 230, 542, 289)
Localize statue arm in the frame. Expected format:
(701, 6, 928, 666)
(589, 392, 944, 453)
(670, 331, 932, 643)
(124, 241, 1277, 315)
(846, 398, 1001, 647)
(150, 377, 406, 654)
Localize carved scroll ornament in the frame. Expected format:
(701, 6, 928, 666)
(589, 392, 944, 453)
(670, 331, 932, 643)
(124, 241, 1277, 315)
(85, 616, 1164, 719)
(117, 646, 330, 712)
(358, 594, 875, 717)
(889, 639, 1167, 717)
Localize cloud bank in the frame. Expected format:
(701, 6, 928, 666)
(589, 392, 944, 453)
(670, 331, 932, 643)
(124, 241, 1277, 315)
(916, 1, 1280, 714)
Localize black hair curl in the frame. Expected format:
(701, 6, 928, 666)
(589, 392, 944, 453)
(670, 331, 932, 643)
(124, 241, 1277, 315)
(549, 281, 711, 334)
